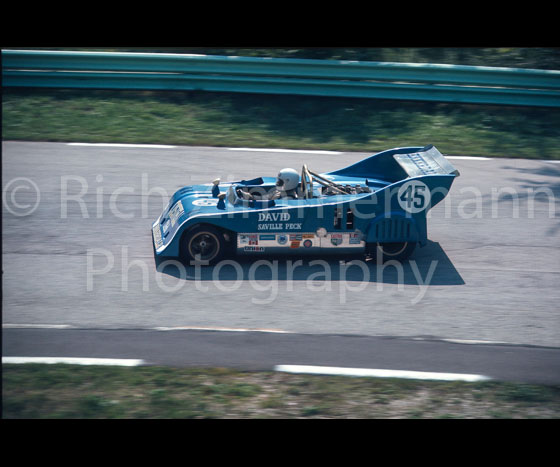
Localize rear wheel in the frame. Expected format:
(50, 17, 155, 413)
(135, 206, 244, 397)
(369, 241, 416, 262)
(181, 225, 226, 265)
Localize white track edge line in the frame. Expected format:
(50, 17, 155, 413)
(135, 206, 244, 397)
(445, 156, 491, 160)
(3, 357, 144, 366)
(274, 365, 491, 382)
(63, 144, 555, 162)
(3, 324, 75, 329)
(153, 326, 289, 333)
(227, 148, 494, 159)
(227, 147, 342, 155)
(68, 143, 176, 148)
(2, 323, 289, 333)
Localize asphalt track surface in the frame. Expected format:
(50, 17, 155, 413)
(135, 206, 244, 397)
(3, 141, 560, 384)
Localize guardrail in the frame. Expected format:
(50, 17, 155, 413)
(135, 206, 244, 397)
(3, 50, 560, 107)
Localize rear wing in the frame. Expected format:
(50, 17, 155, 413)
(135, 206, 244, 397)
(393, 145, 460, 178)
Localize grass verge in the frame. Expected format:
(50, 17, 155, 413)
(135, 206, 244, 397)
(3, 89, 560, 159)
(3, 364, 560, 419)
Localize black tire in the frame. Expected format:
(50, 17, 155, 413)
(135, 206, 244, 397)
(368, 241, 416, 262)
(181, 225, 226, 265)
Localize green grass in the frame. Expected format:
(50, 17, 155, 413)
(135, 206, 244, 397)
(3, 364, 560, 419)
(3, 88, 560, 159)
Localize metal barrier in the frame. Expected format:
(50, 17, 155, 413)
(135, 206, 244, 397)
(3, 49, 560, 107)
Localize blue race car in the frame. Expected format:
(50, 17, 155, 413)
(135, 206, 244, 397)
(152, 145, 459, 264)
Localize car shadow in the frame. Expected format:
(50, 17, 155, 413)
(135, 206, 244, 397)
(155, 240, 464, 286)
(501, 163, 560, 236)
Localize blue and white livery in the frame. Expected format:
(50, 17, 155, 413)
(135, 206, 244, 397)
(152, 145, 459, 264)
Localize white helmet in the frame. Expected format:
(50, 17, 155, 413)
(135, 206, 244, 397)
(276, 168, 300, 191)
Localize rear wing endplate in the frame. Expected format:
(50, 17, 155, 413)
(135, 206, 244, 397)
(393, 145, 460, 178)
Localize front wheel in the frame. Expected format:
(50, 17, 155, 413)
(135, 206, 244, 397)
(181, 225, 226, 265)
(368, 242, 416, 262)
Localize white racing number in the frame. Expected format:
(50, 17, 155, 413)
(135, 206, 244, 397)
(397, 180, 431, 214)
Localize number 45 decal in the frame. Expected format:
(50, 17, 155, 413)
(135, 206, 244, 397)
(397, 180, 431, 213)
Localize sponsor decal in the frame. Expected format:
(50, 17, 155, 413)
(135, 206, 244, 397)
(349, 232, 362, 244)
(244, 246, 265, 252)
(152, 224, 163, 249)
(290, 241, 301, 249)
(303, 239, 313, 248)
(259, 234, 276, 241)
(248, 234, 258, 245)
(162, 219, 171, 234)
(277, 234, 288, 245)
(168, 200, 185, 226)
(289, 234, 302, 241)
(239, 234, 249, 244)
(330, 233, 343, 246)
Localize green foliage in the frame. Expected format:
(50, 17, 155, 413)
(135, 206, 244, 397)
(3, 88, 559, 159)
(3, 364, 560, 419)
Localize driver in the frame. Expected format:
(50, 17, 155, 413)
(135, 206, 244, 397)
(269, 168, 300, 200)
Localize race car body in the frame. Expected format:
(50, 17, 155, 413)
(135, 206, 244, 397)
(152, 145, 459, 263)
